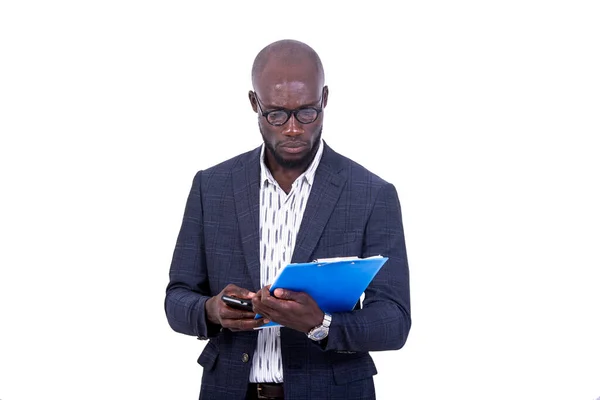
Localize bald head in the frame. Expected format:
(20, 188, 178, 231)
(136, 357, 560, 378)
(248, 40, 328, 173)
(251, 39, 325, 90)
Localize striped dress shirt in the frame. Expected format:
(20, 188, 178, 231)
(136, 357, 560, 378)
(249, 139, 324, 383)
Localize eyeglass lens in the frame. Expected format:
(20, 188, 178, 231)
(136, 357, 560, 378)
(267, 109, 319, 125)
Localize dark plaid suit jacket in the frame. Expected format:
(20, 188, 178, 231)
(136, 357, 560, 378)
(165, 142, 411, 400)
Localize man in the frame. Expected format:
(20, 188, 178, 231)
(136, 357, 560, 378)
(165, 39, 411, 400)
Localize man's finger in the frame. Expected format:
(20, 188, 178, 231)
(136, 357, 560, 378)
(222, 309, 256, 320)
(236, 317, 270, 331)
(252, 301, 277, 319)
(239, 289, 256, 299)
(220, 302, 256, 318)
(224, 284, 256, 299)
(273, 288, 298, 300)
(231, 289, 256, 299)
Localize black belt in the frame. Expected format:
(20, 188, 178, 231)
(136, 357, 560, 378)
(247, 382, 284, 400)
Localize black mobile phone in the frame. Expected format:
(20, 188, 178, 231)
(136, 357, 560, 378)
(221, 295, 254, 312)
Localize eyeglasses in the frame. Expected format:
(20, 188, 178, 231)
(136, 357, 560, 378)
(253, 90, 324, 126)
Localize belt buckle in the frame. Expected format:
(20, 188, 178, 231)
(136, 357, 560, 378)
(256, 383, 278, 400)
(256, 384, 268, 400)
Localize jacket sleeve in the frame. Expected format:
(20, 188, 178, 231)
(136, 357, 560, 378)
(164, 171, 220, 339)
(325, 182, 411, 352)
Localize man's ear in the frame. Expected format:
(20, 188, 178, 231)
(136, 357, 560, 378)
(248, 90, 258, 113)
(322, 85, 329, 108)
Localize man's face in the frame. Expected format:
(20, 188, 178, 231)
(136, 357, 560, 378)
(251, 67, 328, 170)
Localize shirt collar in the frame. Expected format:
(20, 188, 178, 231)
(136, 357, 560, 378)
(260, 139, 324, 189)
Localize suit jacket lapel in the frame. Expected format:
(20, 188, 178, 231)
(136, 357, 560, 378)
(232, 148, 262, 291)
(292, 143, 347, 263)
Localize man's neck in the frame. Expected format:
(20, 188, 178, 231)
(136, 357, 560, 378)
(265, 156, 308, 194)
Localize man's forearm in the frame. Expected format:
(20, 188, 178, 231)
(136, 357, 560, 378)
(324, 303, 411, 352)
(165, 286, 218, 339)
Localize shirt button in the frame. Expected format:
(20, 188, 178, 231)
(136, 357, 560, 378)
(242, 353, 249, 363)
(276, 329, 281, 337)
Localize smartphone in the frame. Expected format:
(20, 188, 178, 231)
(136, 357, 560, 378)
(221, 295, 254, 312)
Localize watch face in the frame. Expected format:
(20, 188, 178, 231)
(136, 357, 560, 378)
(311, 327, 327, 340)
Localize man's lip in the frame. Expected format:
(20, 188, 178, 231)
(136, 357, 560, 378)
(280, 142, 308, 153)
(280, 142, 307, 149)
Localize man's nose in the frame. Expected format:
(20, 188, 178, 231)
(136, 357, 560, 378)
(282, 113, 303, 136)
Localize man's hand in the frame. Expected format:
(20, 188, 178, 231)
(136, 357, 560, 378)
(252, 285, 324, 333)
(205, 284, 269, 331)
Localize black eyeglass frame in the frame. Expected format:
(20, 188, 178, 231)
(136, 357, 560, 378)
(252, 89, 324, 126)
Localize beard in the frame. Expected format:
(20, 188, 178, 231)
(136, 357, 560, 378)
(261, 126, 322, 170)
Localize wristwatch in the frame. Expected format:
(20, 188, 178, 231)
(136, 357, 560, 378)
(307, 313, 332, 341)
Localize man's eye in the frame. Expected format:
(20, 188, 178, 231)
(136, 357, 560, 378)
(296, 109, 318, 122)
(267, 111, 288, 123)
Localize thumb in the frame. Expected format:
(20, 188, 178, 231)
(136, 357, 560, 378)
(273, 288, 296, 300)
(236, 288, 256, 299)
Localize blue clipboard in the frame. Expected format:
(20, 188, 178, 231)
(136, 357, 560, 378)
(255, 255, 389, 329)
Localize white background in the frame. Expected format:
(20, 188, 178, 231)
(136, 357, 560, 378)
(1, 1, 599, 399)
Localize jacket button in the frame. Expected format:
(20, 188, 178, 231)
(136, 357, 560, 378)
(242, 353, 249, 363)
